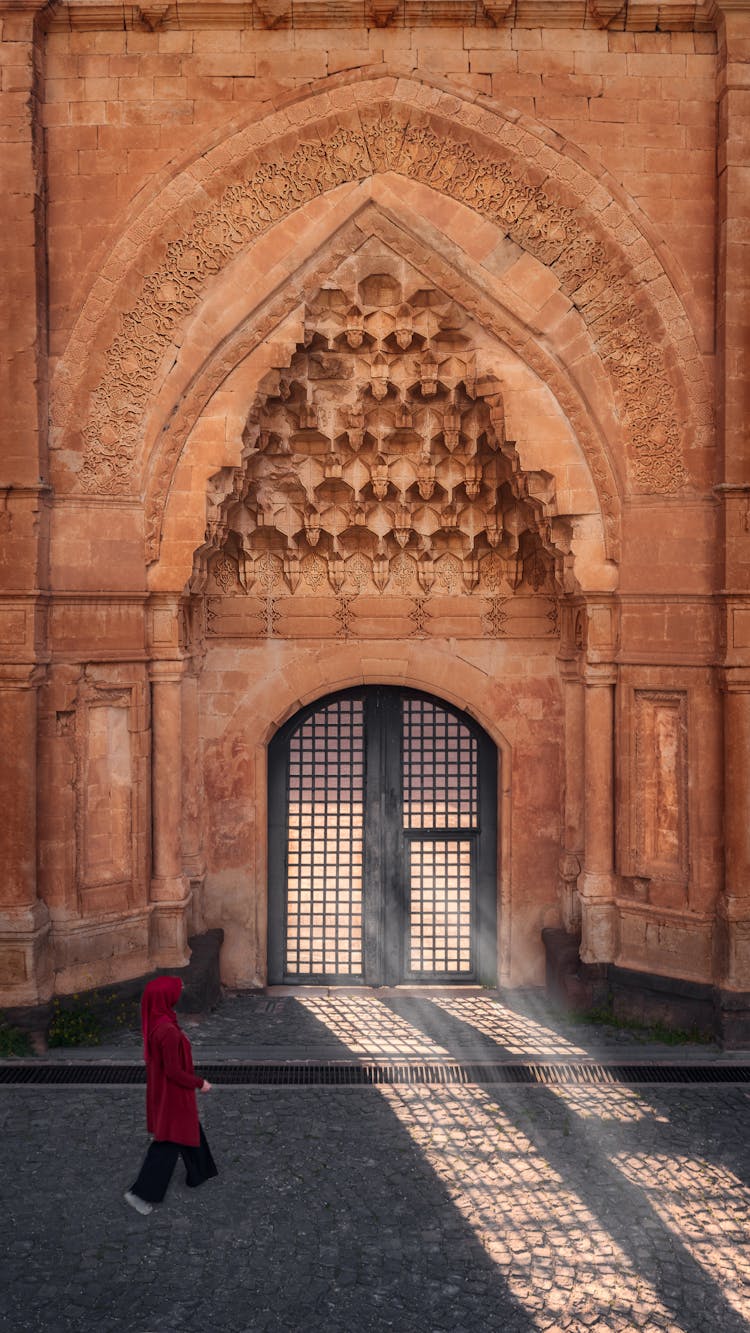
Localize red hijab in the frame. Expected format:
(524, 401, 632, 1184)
(141, 976, 183, 1060)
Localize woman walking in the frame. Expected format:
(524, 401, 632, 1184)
(125, 975, 218, 1216)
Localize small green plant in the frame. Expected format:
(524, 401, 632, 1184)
(102, 992, 140, 1032)
(0, 1020, 32, 1057)
(48, 995, 101, 1048)
(568, 1000, 711, 1045)
(45, 989, 140, 1047)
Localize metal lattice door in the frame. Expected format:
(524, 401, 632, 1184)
(268, 688, 497, 986)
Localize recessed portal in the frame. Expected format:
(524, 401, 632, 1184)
(268, 687, 497, 986)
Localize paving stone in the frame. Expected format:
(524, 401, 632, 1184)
(2, 992, 749, 1332)
(21, 986, 733, 1066)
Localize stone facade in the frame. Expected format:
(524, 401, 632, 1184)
(1, 0, 748, 1030)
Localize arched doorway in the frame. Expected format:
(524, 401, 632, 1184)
(268, 687, 497, 986)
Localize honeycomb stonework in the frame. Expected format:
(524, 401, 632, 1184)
(196, 275, 570, 607)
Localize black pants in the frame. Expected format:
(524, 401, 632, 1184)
(130, 1124, 218, 1204)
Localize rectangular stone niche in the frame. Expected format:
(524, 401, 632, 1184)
(633, 689, 688, 884)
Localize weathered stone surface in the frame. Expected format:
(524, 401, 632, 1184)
(1, 4, 749, 1021)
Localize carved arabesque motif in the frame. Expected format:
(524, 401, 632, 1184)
(77, 108, 689, 503)
(192, 277, 572, 600)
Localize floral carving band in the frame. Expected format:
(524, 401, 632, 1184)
(79, 108, 689, 505)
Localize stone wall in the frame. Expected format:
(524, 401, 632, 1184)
(42, 22, 717, 361)
(1, 0, 749, 1019)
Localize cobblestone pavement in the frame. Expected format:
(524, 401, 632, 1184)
(2, 992, 749, 1333)
(24, 986, 738, 1065)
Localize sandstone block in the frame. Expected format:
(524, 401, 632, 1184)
(519, 50, 575, 76)
(75, 55, 110, 77)
(193, 30, 243, 53)
(468, 50, 517, 74)
(195, 53, 258, 77)
(327, 48, 372, 75)
(417, 47, 469, 73)
(116, 75, 155, 100)
(159, 31, 194, 53)
(69, 101, 107, 126)
(590, 97, 640, 123)
(70, 31, 126, 54)
(153, 76, 188, 99)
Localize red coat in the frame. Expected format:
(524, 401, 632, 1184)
(146, 1021, 203, 1146)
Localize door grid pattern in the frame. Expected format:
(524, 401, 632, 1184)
(409, 840, 473, 974)
(285, 698, 364, 977)
(403, 699, 478, 829)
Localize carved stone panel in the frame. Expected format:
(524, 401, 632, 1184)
(81, 701, 133, 894)
(37, 665, 151, 923)
(71, 105, 691, 501)
(204, 592, 559, 641)
(633, 690, 688, 883)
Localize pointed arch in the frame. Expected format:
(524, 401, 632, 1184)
(145, 192, 621, 592)
(50, 69, 711, 536)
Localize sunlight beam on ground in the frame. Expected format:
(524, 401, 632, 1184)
(300, 995, 681, 1330)
(297, 995, 452, 1059)
(430, 995, 591, 1058)
(611, 1147, 750, 1323)
(379, 1084, 678, 1331)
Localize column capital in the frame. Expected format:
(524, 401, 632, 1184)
(146, 592, 184, 660)
(722, 665, 750, 692)
(0, 662, 46, 690)
(557, 657, 583, 684)
(583, 662, 618, 688)
(575, 595, 620, 665)
(714, 0, 750, 41)
(0, 595, 48, 664)
(148, 659, 186, 685)
(579, 871, 618, 903)
(0, 0, 50, 30)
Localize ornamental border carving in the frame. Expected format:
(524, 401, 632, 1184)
(44, 0, 718, 32)
(56, 79, 709, 518)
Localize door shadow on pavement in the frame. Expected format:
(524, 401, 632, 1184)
(180, 998, 537, 1333)
(378, 994, 750, 1333)
(0, 999, 538, 1333)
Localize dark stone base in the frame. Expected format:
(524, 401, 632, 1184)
(162, 928, 224, 1015)
(541, 927, 608, 1011)
(1, 929, 224, 1047)
(541, 927, 750, 1049)
(606, 964, 715, 1039)
(715, 988, 750, 1051)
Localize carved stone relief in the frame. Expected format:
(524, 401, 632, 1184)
(142, 207, 620, 565)
(191, 271, 570, 639)
(37, 665, 151, 921)
(202, 592, 560, 640)
(633, 689, 688, 883)
(76, 108, 689, 503)
(81, 700, 133, 892)
(46, 1, 717, 31)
